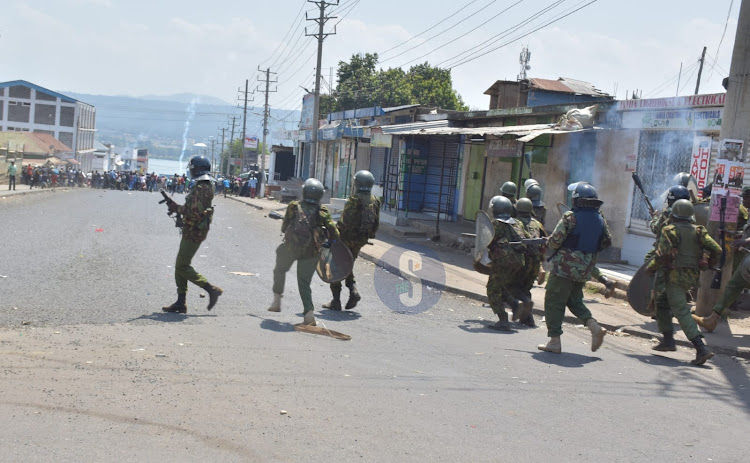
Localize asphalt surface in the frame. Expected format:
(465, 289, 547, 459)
(1, 189, 749, 462)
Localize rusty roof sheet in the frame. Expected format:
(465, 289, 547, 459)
(528, 78, 610, 97)
(0, 131, 72, 155)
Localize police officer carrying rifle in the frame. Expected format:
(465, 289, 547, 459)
(161, 155, 223, 314)
(267, 178, 340, 326)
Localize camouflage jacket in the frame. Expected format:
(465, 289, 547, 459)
(548, 211, 612, 282)
(488, 219, 530, 273)
(649, 208, 671, 237)
(648, 222, 721, 288)
(338, 193, 380, 247)
(281, 200, 340, 257)
(177, 180, 214, 243)
(739, 204, 749, 231)
(517, 215, 548, 260)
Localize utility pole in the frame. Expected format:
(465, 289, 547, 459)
(306, 0, 338, 179)
(210, 138, 216, 173)
(257, 67, 277, 198)
(676, 62, 683, 96)
(218, 127, 226, 175)
(695, 46, 708, 95)
(238, 80, 254, 174)
(696, 0, 750, 316)
(227, 116, 239, 176)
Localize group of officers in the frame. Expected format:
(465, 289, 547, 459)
(158, 155, 733, 366)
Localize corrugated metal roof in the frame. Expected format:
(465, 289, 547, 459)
(382, 104, 421, 113)
(379, 122, 601, 141)
(528, 78, 610, 97)
(0, 131, 72, 154)
(0, 80, 80, 103)
(380, 120, 451, 134)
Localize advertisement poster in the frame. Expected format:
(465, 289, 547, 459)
(690, 136, 712, 196)
(710, 192, 740, 223)
(720, 139, 745, 163)
(714, 159, 745, 194)
(244, 136, 259, 149)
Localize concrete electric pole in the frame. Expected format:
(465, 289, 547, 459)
(696, 0, 750, 316)
(227, 116, 239, 176)
(306, 0, 338, 179)
(695, 46, 707, 95)
(218, 127, 226, 175)
(257, 67, 277, 198)
(238, 80, 254, 174)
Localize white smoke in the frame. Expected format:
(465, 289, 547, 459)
(179, 98, 200, 171)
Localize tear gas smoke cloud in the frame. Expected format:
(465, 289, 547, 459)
(179, 98, 200, 171)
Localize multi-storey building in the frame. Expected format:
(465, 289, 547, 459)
(0, 80, 96, 160)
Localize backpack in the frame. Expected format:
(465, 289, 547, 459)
(286, 203, 315, 248)
(358, 200, 378, 236)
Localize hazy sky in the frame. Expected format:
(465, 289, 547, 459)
(0, 0, 740, 130)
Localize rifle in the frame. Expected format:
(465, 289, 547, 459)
(159, 189, 184, 228)
(632, 172, 656, 216)
(711, 195, 727, 289)
(509, 238, 548, 246)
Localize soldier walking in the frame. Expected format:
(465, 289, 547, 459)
(538, 182, 609, 354)
(162, 155, 223, 314)
(649, 199, 721, 365)
(486, 196, 532, 331)
(513, 198, 547, 327)
(323, 170, 380, 311)
(267, 178, 340, 326)
(499, 181, 518, 217)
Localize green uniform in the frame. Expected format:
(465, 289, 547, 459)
(544, 211, 612, 337)
(486, 219, 529, 315)
(273, 200, 339, 314)
(331, 193, 380, 292)
(174, 180, 215, 294)
(731, 205, 749, 273)
(517, 215, 547, 295)
(644, 208, 671, 263)
(647, 221, 721, 340)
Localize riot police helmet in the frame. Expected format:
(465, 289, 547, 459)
(302, 178, 325, 205)
(571, 182, 603, 209)
(516, 197, 534, 214)
(187, 155, 211, 179)
(666, 185, 690, 206)
(671, 199, 695, 221)
(353, 170, 375, 192)
(526, 184, 544, 207)
(672, 172, 693, 188)
(501, 181, 518, 199)
(489, 195, 515, 222)
(524, 178, 539, 190)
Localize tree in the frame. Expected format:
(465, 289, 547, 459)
(323, 54, 468, 114)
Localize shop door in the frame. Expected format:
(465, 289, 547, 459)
(464, 143, 485, 221)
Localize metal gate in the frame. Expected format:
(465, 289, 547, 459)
(631, 131, 694, 221)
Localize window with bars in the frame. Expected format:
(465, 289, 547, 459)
(631, 131, 694, 222)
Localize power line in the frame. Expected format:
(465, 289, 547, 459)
(643, 60, 700, 98)
(259, 0, 307, 67)
(378, 0, 483, 56)
(706, 0, 735, 83)
(380, 0, 500, 64)
(394, 0, 528, 69)
(435, 0, 566, 68)
(446, 0, 600, 70)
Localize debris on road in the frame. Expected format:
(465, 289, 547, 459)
(229, 271, 259, 277)
(156, 353, 167, 358)
(280, 410, 288, 415)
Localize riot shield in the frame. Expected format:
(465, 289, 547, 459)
(627, 259, 656, 316)
(316, 240, 354, 283)
(473, 211, 494, 274)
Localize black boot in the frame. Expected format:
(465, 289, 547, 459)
(690, 336, 714, 366)
(488, 311, 511, 331)
(323, 287, 342, 310)
(345, 283, 361, 310)
(203, 284, 223, 311)
(162, 293, 187, 313)
(652, 331, 676, 351)
(598, 275, 616, 299)
(520, 314, 536, 328)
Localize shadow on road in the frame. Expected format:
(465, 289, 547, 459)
(458, 319, 517, 334)
(127, 312, 198, 323)
(258, 318, 295, 333)
(625, 352, 712, 369)
(317, 309, 362, 321)
(531, 351, 602, 367)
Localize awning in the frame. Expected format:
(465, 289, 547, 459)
(66, 158, 80, 165)
(379, 121, 601, 142)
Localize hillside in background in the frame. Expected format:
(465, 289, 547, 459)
(63, 92, 300, 158)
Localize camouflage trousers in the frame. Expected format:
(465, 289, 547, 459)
(175, 238, 209, 294)
(712, 266, 749, 317)
(272, 241, 318, 314)
(487, 271, 511, 315)
(543, 274, 595, 337)
(330, 243, 363, 293)
(654, 273, 700, 340)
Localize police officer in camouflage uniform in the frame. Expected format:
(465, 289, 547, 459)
(486, 196, 532, 331)
(500, 181, 518, 217)
(525, 182, 546, 227)
(267, 178, 340, 326)
(162, 155, 223, 314)
(323, 170, 380, 311)
(538, 182, 610, 354)
(647, 185, 691, 259)
(513, 197, 547, 327)
(648, 199, 721, 365)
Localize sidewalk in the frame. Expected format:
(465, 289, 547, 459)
(0, 185, 64, 198)
(229, 194, 750, 359)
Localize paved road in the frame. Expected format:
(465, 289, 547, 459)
(1, 189, 749, 462)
